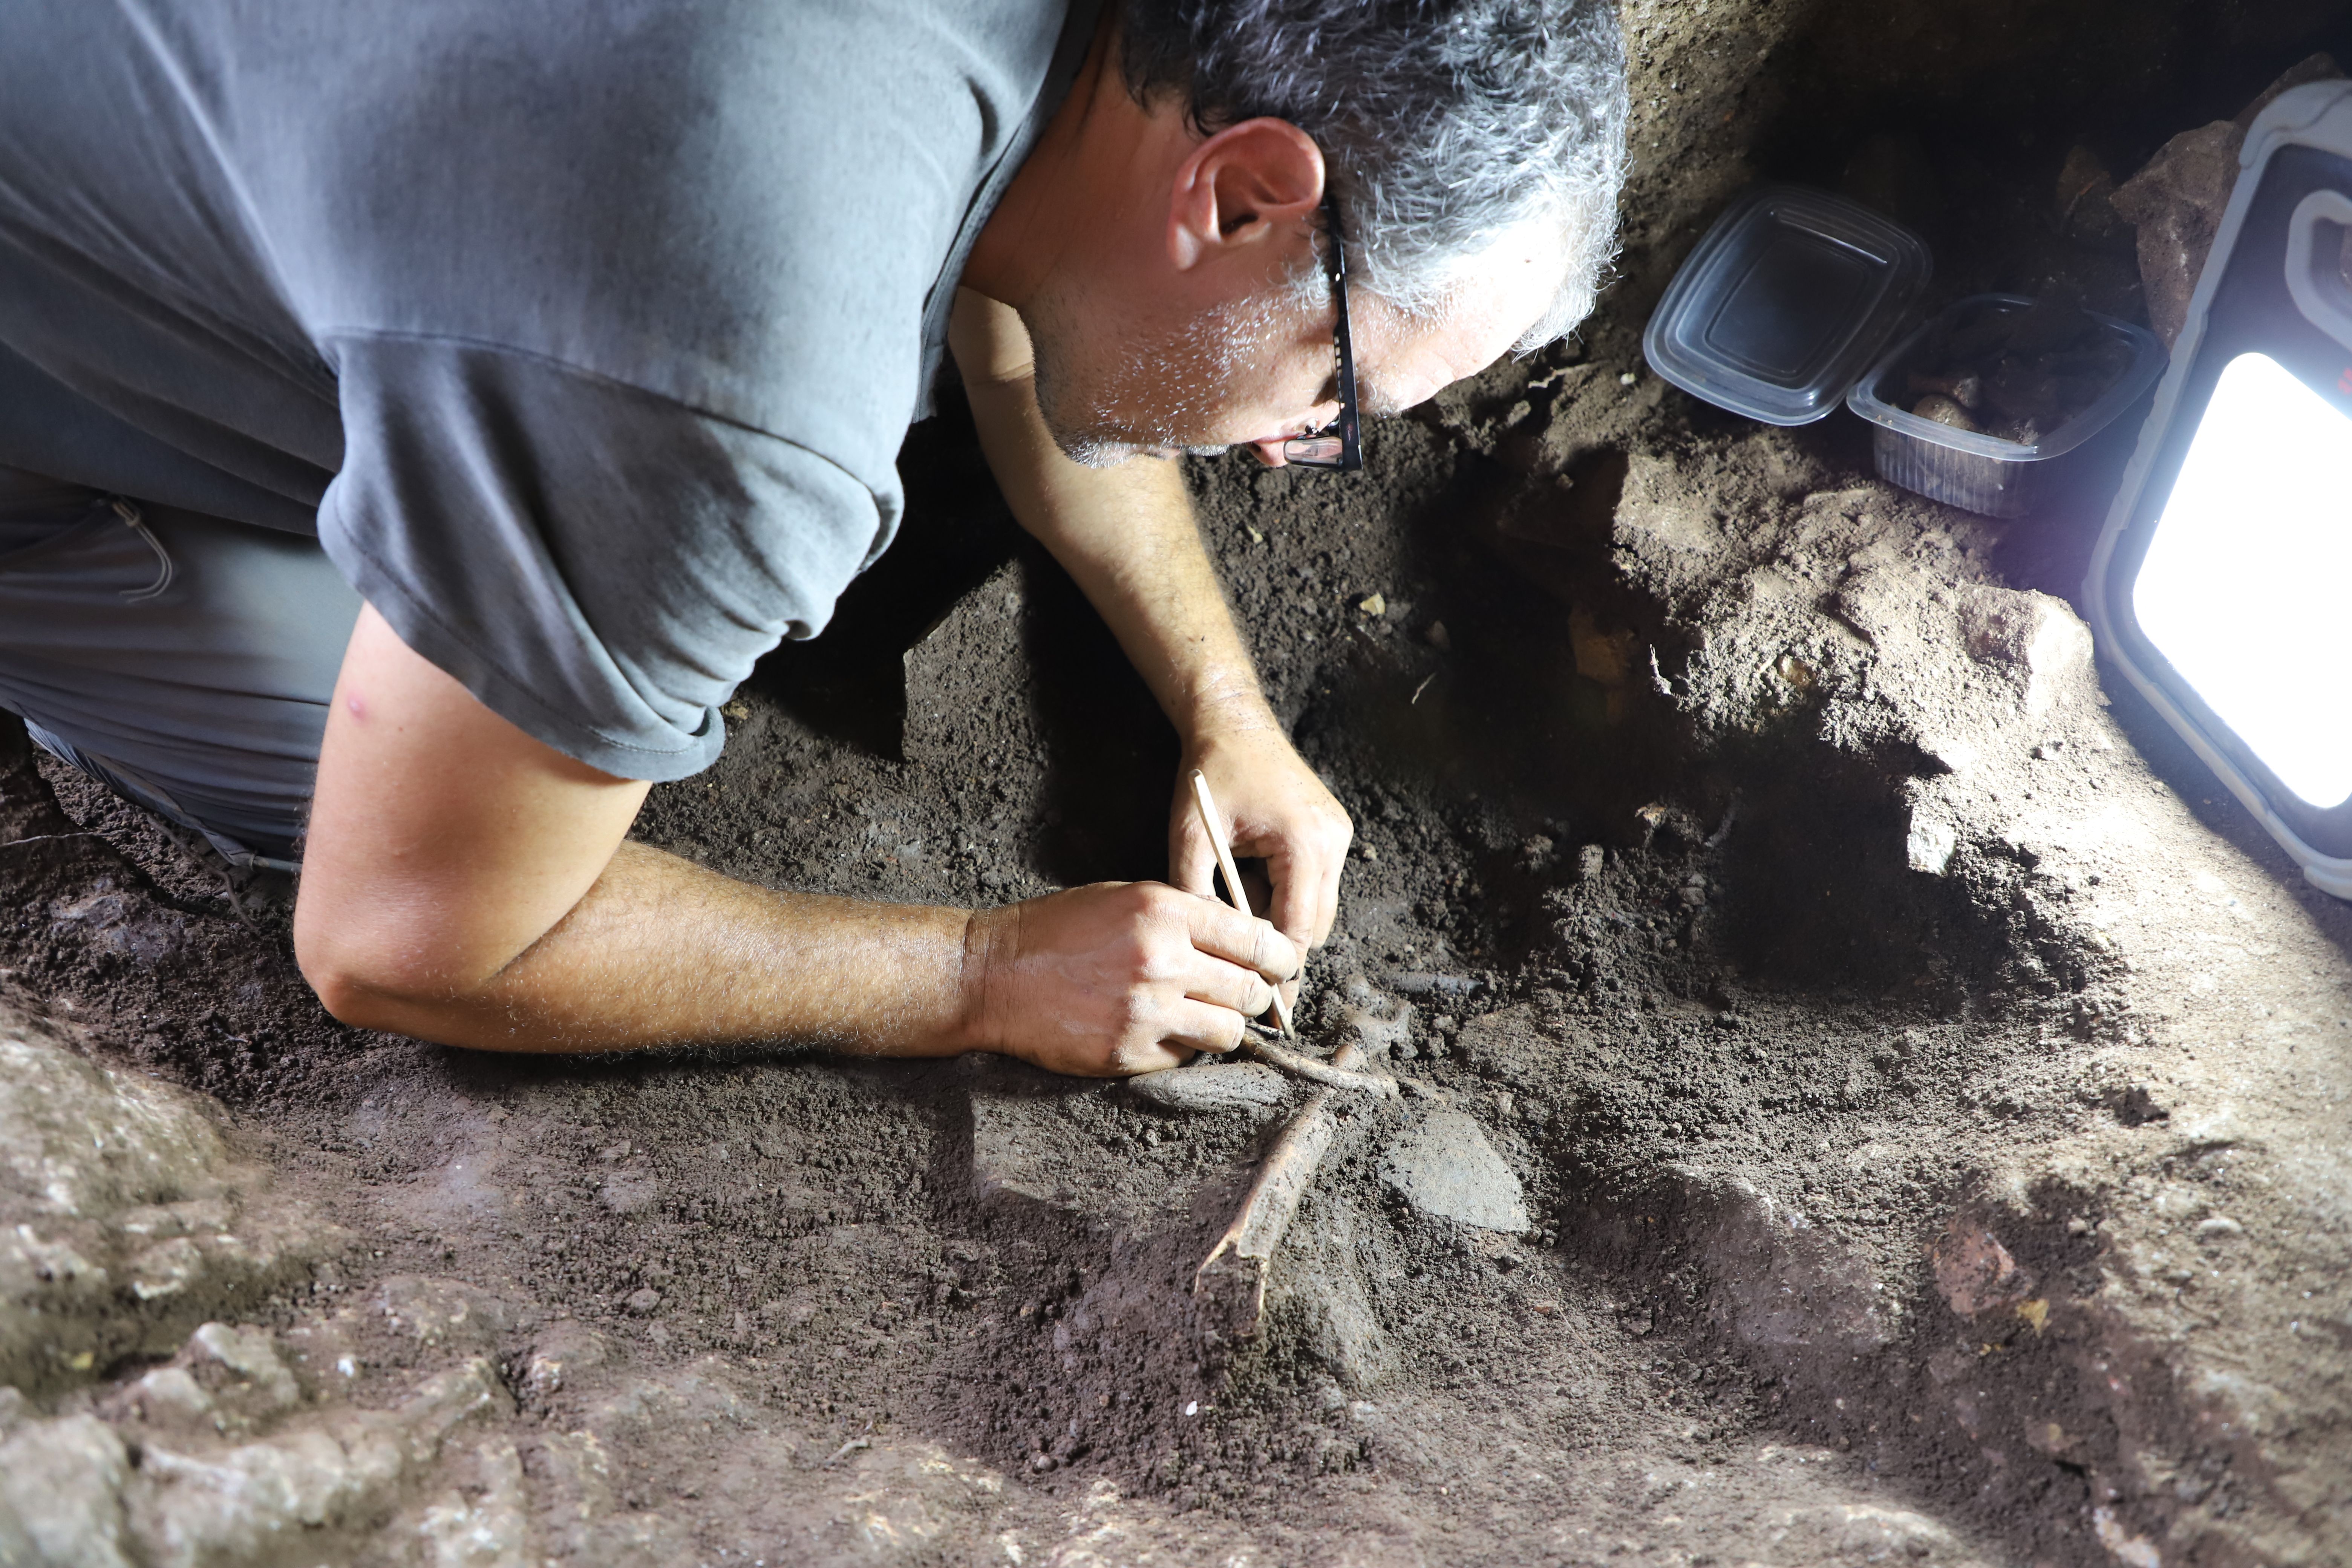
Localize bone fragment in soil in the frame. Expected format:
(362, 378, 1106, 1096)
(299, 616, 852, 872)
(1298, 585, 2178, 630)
(1192, 1031, 1372, 1344)
(1244, 1032, 1398, 1098)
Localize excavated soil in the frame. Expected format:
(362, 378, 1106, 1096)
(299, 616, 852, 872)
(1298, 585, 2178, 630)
(6, 5, 2352, 1566)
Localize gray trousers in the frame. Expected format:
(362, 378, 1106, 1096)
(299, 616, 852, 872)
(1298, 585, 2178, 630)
(0, 467, 360, 867)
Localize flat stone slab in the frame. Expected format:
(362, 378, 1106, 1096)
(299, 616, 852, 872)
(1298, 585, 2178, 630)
(1123, 1060, 1292, 1115)
(1379, 1110, 1529, 1233)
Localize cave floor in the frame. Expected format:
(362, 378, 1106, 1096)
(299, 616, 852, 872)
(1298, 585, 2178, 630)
(7, 10, 2352, 1564)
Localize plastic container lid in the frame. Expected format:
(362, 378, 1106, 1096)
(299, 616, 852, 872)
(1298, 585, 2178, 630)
(1643, 185, 1933, 426)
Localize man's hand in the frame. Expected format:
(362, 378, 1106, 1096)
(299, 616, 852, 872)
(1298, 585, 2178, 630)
(1172, 726, 1352, 975)
(966, 882, 1299, 1076)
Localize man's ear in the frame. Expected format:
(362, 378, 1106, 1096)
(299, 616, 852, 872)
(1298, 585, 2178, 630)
(1167, 118, 1325, 272)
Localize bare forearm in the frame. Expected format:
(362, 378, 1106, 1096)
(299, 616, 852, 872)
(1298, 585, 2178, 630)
(1031, 460, 1274, 738)
(299, 603, 1297, 1074)
(330, 841, 980, 1055)
(954, 290, 1275, 742)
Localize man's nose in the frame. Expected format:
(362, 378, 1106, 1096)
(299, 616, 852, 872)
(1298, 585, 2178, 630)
(1249, 439, 1291, 468)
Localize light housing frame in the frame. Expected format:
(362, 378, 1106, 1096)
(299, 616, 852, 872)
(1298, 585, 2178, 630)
(2086, 81, 2352, 899)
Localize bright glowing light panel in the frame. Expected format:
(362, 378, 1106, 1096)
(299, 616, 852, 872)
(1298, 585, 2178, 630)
(2133, 351, 2352, 809)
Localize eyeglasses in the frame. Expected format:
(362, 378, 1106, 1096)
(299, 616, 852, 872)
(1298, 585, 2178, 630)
(1279, 196, 1364, 472)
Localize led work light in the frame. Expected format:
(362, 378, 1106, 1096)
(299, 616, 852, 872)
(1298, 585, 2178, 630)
(2087, 82, 2352, 898)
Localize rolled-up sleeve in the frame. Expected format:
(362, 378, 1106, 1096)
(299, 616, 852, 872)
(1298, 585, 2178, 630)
(317, 331, 894, 780)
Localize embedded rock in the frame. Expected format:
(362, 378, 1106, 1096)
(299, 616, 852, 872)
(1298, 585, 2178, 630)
(124, 1358, 506, 1568)
(0, 1312, 506, 1568)
(0, 1007, 335, 1398)
(0, 1411, 136, 1568)
(1270, 1194, 1395, 1391)
(1123, 1059, 1292, 1115)
(1378, 1111, 1529, 1233)
(2111, 120, 2246, 346)
(373, 1275, 516, 1358)
(1904, 809, 1958, 876)
(2113, 54, 2345, 345)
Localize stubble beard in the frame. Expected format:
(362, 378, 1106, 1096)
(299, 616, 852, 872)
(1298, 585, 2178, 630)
(1026, 288, 1301, 469)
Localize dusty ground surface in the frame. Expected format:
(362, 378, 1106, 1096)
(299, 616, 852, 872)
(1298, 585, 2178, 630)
(8, 4, 2352, 1566)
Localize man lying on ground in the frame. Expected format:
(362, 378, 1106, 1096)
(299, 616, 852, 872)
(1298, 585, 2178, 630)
(0, 0, 1627, 1073)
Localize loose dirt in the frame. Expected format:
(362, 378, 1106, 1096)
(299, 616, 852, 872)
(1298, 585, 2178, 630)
(6, 5, 2352, 1566)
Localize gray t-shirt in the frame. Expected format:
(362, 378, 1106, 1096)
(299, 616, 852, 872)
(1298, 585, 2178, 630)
(0, 0, 1087, 779)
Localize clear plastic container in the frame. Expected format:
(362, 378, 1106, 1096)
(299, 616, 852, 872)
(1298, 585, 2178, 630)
(1847, 294, 2168, 518)
(1643, 186, 1933, 426)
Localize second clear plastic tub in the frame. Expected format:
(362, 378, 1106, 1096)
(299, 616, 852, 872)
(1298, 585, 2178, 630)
(1846, 294, 2168, 518)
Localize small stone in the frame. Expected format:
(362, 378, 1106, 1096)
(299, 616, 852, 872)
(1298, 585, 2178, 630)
(1423, 620, 1453, 651)
(1929, 1219, 2034, 1317)
(1913, 394, 1978, 432)
(1618, 371, 1638, 387)
(1576, 844, 1606, 881)
(1357, 593, 1387, 617)
(187, 1322, 300, 1412)
(1909, 369, 1983, 409)
(520, 1355, 565, 1400)
(624, 1288, 662, 1315)
(2196, 1216, 2244, 1240)
(1956, 587, 2093, 695)
(1907, 813, 1958, 876)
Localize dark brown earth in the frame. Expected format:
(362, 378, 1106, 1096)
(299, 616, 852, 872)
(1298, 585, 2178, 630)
(6, 5, 2352, 1566)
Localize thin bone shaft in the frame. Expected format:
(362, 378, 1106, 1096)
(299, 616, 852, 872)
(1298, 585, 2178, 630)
(1247, 1035, 1396, 1098)
(1187, 769, 1296, 1036)
(1191, 1032, 1369, 1320)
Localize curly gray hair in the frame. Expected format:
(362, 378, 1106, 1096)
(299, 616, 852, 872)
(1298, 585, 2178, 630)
(1119, 0, 1629, 349)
